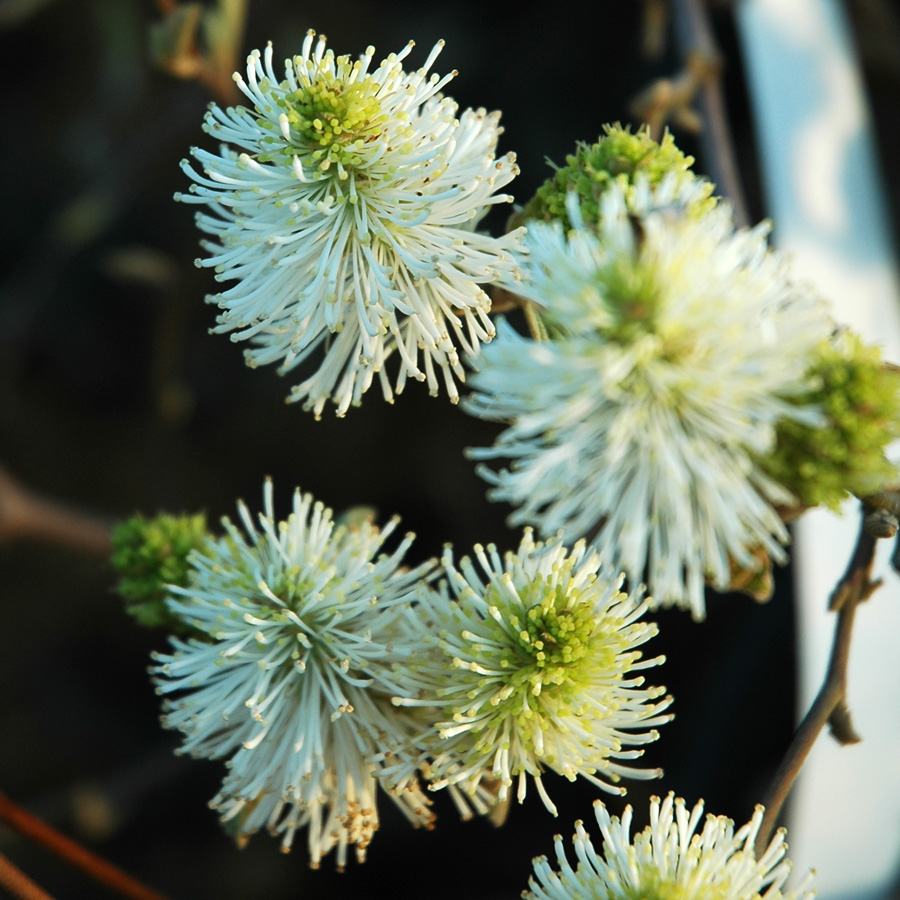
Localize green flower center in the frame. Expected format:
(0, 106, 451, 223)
(567, 253, 661, 347)
(620, 869, 735, 900)
(599, 256, 660, 338)
(283, 69, 387, 172)
(489, 578, 604, 693)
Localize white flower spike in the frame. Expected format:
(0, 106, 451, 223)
(152, 480, 436, 869)
(178, 34, 522, 417)
(468, 182, 833, 618)
(393, 530, 672, 816)
(527, 793, 815, 900)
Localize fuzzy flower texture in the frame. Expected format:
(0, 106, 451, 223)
(469, 128, 900, 618)
(178, 33, 521, 416)
(392, 530, 672, 818)
(151, 483, 671, 867)
(152, 481, 436, 869)
(527, 793, 814, 900)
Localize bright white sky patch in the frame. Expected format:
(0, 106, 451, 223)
(738, 2, 900, 897)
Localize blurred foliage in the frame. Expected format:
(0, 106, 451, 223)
(764, 332, 900, 511)
(111, 512, 209, 630)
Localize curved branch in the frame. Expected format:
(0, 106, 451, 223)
(0, 791, 170, 900)
(0, 464, 112, 556)
(754, 509, 878, 854)
(0, 852, 57, 900)
(632, 0, 750, 227)
(672, 0, 750, 227)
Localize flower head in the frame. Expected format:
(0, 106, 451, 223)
(178, 34, 522, 417)
(393, 530, 672, 816)
(527, 794, 814, 900)
(152, 480, 436, 868)
(467, 183, 833, 618)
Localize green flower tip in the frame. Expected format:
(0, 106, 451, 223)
(764, 331, 900, 511)
(111, 512, 209, 629)
(521, 123, 714, 229)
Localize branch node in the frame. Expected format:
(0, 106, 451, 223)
(828, 701, 863, 745)
(864, 507, 898, 539)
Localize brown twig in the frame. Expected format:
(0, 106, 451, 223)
(0, 464, 112, 555)
(0, 792, 170, 900)
(632, 0, 750, 227)
(151, 0, 246, 106)
(640, 0, 669, 58)
(0, 852, 57, 900)
(754, 508, 879, 855)
(675, 0, 750, 227)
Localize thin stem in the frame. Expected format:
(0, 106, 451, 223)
(0, 464, 112, 555)
(640, 0, 669, 58)
(0, 792, 171, 900)
(523, 302, 549, 342)
(754, 512, 878, 855)
(0, 852, 57, 900)
(671, 0, 750, 227)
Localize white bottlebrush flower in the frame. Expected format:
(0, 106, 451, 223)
(177, 33, 522, 417)
(152, 480, 436, 869)
(467, 184, 833, 619)
(392, 530, 672, 817)
(527, 793, 815, 900)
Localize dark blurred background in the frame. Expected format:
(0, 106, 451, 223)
(0, 1, 898, 898)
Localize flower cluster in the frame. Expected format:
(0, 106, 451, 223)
(392, 530, 672, 817)
(178, 34, 522, 417)
(149, 481, 672, 865)
(468, 178, 835, 619)
(527, 794, 814, 900)
(153, 23, 900, 886)
(152, 480, 436, 868)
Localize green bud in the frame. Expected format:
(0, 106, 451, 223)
(763, 331, 900, 511)
(111, 512, 209, 629)
(521, 123, 715, 230)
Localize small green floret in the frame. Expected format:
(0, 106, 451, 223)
(111, 513, 209, 629)
(522, 124, 715, 230)
(763, 332, 900, 510)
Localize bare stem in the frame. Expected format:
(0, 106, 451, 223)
(523, 302, 549, 342)
(640, 0, 669, 58)
(672, 0, 750, 227)
(632, 0, 750, 226)
(0, 792, 171, 900)
(754, 511, 878, 855)
(0, 464, 112, 555)
(0, 852, 57, 900)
